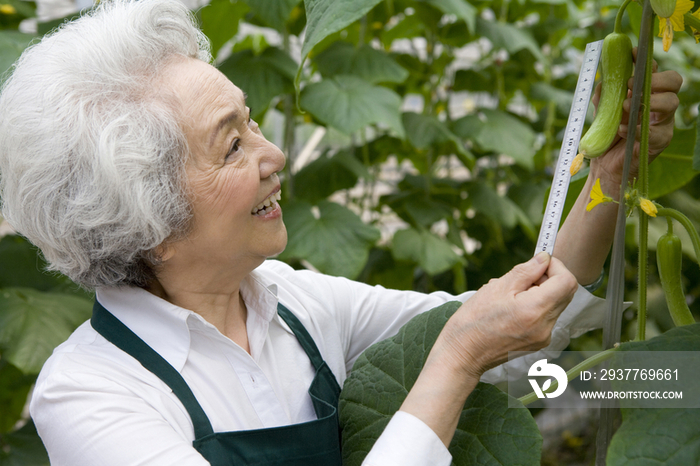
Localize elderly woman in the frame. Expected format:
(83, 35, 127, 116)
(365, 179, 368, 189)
(0, 0, 682, 465)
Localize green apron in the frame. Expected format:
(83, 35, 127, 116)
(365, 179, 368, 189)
(91, 300, 342, 466)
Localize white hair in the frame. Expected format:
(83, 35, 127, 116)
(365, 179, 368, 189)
(0, 0, 212, 288)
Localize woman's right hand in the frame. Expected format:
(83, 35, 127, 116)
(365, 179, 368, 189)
(399, 252, 578, 447)
(437, 251, 579, 379)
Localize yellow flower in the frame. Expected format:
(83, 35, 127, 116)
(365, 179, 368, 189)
(639, 198, 658, 217)
(658, 0, 694, 51)
(0, 3, 16, 14)
(586, 178, 613, 212)
(570, 153, 584, 176)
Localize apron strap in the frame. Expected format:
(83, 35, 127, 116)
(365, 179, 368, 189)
(90, 301, 215, 439)
(276, 303, 327, 373)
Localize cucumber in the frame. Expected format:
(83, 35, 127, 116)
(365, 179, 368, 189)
(577, 32, 633, 159)
(657, 221, 696, 327)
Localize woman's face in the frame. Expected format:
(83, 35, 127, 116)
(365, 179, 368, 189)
(162, 58, 287, 274)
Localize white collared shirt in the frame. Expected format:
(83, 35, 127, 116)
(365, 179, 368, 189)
(30, 259, 606, 465)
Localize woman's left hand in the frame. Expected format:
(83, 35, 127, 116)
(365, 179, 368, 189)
(590, 51, 683, 189)
(554, 55, 682, 285)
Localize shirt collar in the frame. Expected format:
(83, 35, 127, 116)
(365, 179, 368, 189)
(95, 264, 281, 371)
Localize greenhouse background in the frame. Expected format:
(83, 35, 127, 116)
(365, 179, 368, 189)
(1, 0, 700, 464)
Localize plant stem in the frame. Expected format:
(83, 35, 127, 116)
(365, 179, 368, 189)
(657, 207, 700, 266)
(636, 18, 654, 342)
(684, 11, 700, 31)
(282, 30, 296, 198)
(615, 0, 634, 33)
(518, 346, 620, 406)
(597, 2, 654, 463)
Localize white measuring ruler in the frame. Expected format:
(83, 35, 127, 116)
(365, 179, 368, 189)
(534, 40, 604, 256)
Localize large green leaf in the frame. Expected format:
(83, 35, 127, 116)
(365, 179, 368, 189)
(218, 47, 297, 120)
(0, 235, 89, 297)
(607, 409, 700, 466)
(649, 126, 698, 199)
(198, 0, 249, 57)
(279, 200, 380, 278)
(313, 42, 408, 84)
(0, 31, 34, 85)
(292, 150, 368, 204)
(606, 324, 700, 465)
(475, 18, 545, 62)
(0, 359, 33, 434)
(391, 227, 464, 275)
(300, 75, 404, 137)
(244, 0, 300, 31)
(0, 287, 92, 374)
(469, 182, 537, 240)
(402, 112, 475, 168)
(299, 0, 383, 64)
(339, 301, 542, 466)
(452, 109, 537, 170)
(420, 0, 476, 33)
(0, 421, 49, 466)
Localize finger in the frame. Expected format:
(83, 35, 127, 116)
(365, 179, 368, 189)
(648, 123, 675, 154)
(501, 252, 551, 293)
(622, 92, 679, 117)
(631, 47, 658, 72)
(625, 70, 683, 95)
(526, 258, 578, 309)
(650, 70, 682, 93)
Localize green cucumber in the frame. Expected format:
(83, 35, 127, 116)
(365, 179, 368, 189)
(657, 220, 696, 327)
(577, 31, 633, 159)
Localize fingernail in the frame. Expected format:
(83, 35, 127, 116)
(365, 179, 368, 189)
(535, 251, 550, 263)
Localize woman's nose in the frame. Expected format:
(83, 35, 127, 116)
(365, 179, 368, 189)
(259, 136, 286, 179)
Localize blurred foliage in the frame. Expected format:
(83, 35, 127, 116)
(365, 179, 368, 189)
(1, 0, 700, 463)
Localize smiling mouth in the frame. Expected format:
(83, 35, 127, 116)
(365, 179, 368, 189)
(252, 190, 281, 216)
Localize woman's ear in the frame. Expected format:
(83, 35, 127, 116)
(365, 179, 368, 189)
(154, 243, 175, 262)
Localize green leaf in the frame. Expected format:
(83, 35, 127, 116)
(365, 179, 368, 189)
(606, 324, 700, 465)
(244, 0, 300, 31)
(0, 288, 92, 374)
(218, 47, 297, 120)
(469, 182, 536, 240)
(475, 18, 545, 62)
(530, 82, 577, 118)
(380, 12, 425, 43)
(453, 68, 496, 93)
(0, 235, 88, 297)
(452, 109, 536, 170)
(0, 421, 49, 466)
(300, 0, 383, 63)
(391, 228, 463, 275)
(198, 0, 249, 57)
(607, 409, 700, 466)
(279, 200, 380, 278)
(339, 301, 542, 466)
(0, 31, 34, 85)
(313, 42, 408, 84)
(649, 126, 698, 199)
(300, 75, 404, 137)
(420, 0, 476, 33)
(292, 150, 368, 203)
(402, 112, 475, 168)
(0, 359, 33, 434)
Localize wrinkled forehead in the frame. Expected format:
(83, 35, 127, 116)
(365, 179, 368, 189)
(159, 56, 245, 120)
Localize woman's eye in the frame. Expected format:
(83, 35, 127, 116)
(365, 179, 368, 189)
(227, 138, 241, 158)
